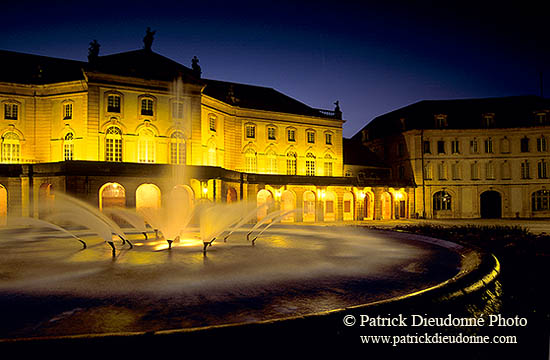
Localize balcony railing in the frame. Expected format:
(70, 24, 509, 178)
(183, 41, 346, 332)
(314, 108, 342, 120)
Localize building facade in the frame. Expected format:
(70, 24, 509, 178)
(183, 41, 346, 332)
(354, 96, 550, 219)
(0, 40, 410, 225)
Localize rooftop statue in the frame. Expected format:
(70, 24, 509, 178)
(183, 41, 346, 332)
(143, 27, 156, 51)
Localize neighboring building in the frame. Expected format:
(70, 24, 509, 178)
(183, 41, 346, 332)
(353, 96, 550, 219)
(0, 34, 408, 224)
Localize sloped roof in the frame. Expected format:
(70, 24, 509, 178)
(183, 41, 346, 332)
(343, 138, 386, 167)
(0, 50, 86, 84)
(202, 79, 331, 118)
(353, 95, 550, 141)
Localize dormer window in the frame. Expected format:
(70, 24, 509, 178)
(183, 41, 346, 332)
(107, 95, 121, 113)
(435, 114, 447, 128)
(4, 103, 18, 120)
(482, 113, 495, 128)
(535, 112, 548, 125)
(141, 98, 154, 116)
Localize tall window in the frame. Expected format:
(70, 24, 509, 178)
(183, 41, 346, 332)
(172, 102, 184, 120)
(267, 126, 276, 140)
(4, 103, 18, 120)
(286, 151, 297, 175)
(63, 132, 74, 161)
(105, 126, 122, 162)
(245, 124, 256, 139)
(521, 137, 530, 152)
(63, 103, 72, 120)
(484, 138, 493, 153)
(537, 136, 547, 152)
(1, 132, 20, 163)
(521, 160, 530, 179)
(244, 148, 257, 173)
(266, 150, 277, 174)
(451, 162, 461, 180)
(532, 190, 550, 211)
(138, 129, 155, 163)
(306, 130, 315, 144)
(433, 191, 452, 211)
(470, 139, 479, 154)
(170, 131, 186, 164)
(287, 128, 296, 142)
(423, 140, 431, 154)
(471, 161, 480, 180)
(305, 152, 316, 176)
(325, 133, 333, 145)
(486, 161, 495, 179)
(538, 160, 548, 179)
(451, 140, 460, 154)
(107, 95, 121, 113)
(141, 99, 154, 116)
(209, 116, 216, 131)
(437, 140, 445, 154)
(324, 154, 333, 176)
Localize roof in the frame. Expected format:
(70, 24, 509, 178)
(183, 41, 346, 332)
(353, 95, 550, 141)
(0, 50, 86, 84)
(202, 79, 335, 118)
(343, 138, 386, 167)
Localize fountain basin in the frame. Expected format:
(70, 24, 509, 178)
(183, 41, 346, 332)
(0, 225, 472, 341)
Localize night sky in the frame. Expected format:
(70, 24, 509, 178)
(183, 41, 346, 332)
(1, 0, 548, 138)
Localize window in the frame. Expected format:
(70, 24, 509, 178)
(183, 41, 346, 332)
(63, 132, 74, 161)
(435, 115, 447, 128)
(424, 162, 433, 180)
(437, 140, 445, 154)
(1, 132, 20, 163)
(451, 140, 460, 154)
(521, 137, 530, 152)
(141, 99, 154, 116)
(433, 191, 451, 211)
(532, 190, 550, 211)
(105, 126, 122, 162)
(307, 130, 315, 144)
(107, 95, 121, 113)
(4, 103, 18, 120)
(324, 154, 333, 176)
(207, 139, 216, 166)
(398, 165, 405, 179)
(438, 162, 447, 180)
(325, 133, 333, 145)
(305, 152, 316, 176)
(397, 143, 405, 157)
(63, 103, 72, 120)
(286, 151, 297, 175)
(170, 131, 186, 165)
(471, 161, 480, 180)
(287, 128, 296, 142)
(172, 102, 184, 120)
(500, 137, 510, 153)
(423, 140, 431, 154)
(521, 160, 530, 179)
(470, 139, 479, 154)
(538, 160, 548, 179)
(484, 138, 493, 153)
(482, 114, 495, 128)
(535, 113, 548, 125)
(537, 136, 547, 152)
(451, 162, 461, 180)
(267, 126, 276, 140)
(486, 161, 495, 179)
(209, 116, 216, 131)
(266, 150, 277, 174)
(501, 161, 511, 180)
(245, 124, 256, 139)
(244, 148, 257, 173)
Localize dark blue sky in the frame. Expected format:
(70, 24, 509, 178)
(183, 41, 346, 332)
(1, 0, 547, 137)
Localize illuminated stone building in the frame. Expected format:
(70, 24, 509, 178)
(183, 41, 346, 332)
(354, 96, 550, 219)
(0, 36, 411, 224)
